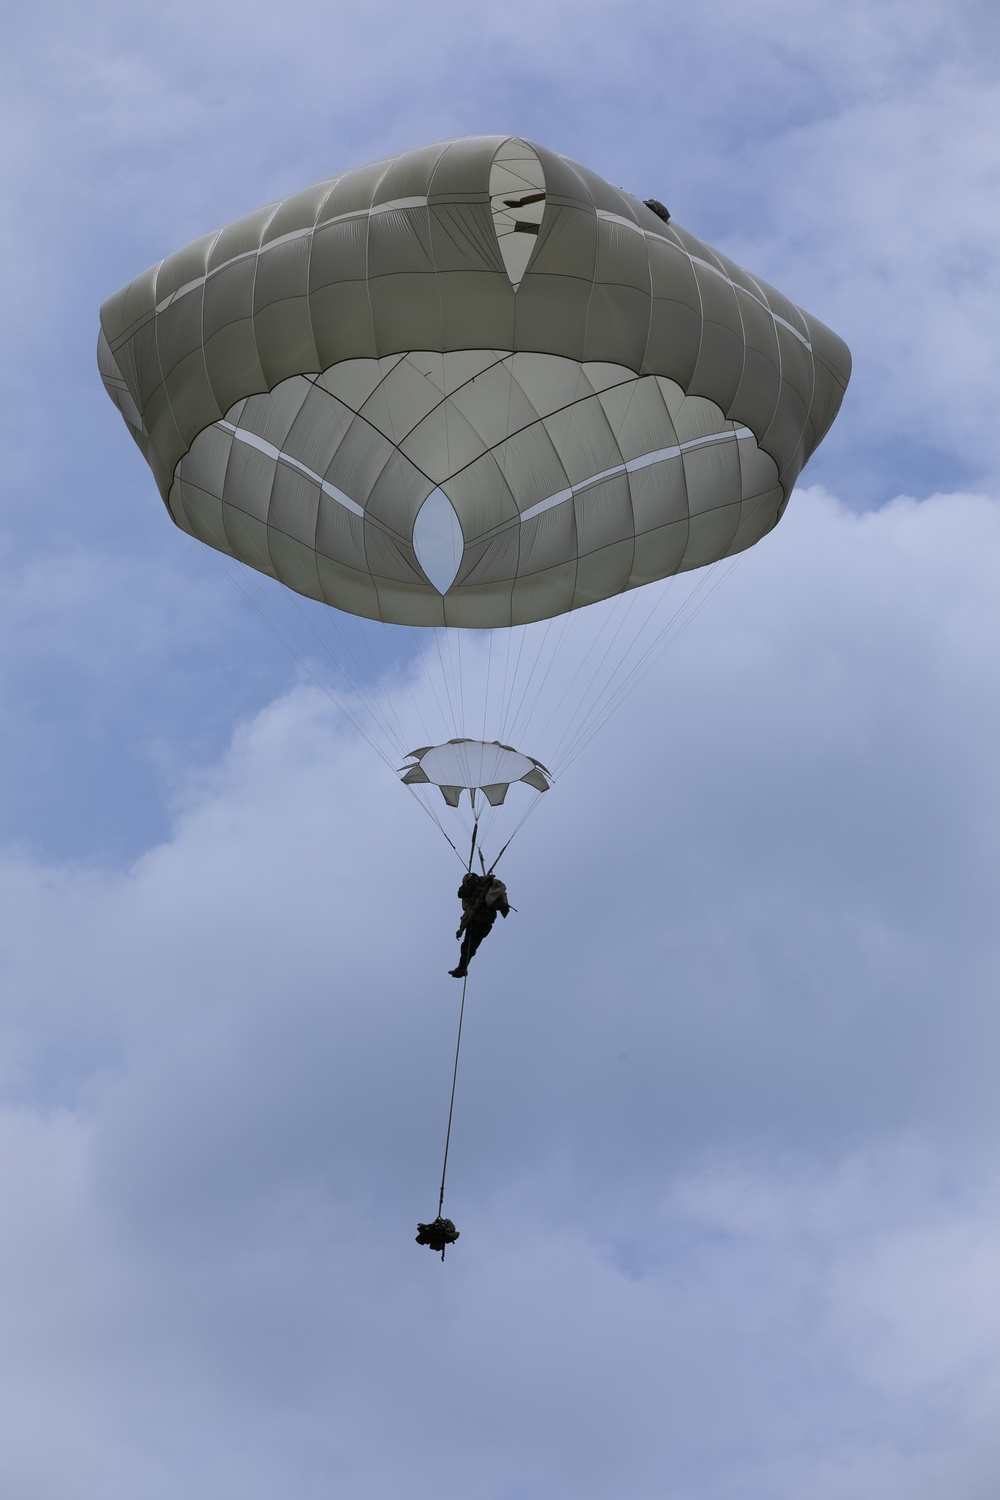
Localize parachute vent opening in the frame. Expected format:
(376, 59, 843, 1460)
(490, 140, 546, 289)
(412, 488, 464, 594)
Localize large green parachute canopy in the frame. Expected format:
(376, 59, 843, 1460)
(98, 135, 851, 632)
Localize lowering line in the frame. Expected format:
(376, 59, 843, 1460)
(438, 969, 470, 1220)
(415, 967, 469, 1261)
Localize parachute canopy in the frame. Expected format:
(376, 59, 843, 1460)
(400, 738, 551, 807)
(98, 135, 851, 631)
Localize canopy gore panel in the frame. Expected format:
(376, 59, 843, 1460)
(99, 135, 851, 630)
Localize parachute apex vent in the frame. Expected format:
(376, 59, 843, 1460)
(490, 138, 545, 288)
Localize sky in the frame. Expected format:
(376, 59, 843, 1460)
(2, 2, 1000, 1495)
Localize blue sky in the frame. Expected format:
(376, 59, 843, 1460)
(2, 3, 1000, 1496)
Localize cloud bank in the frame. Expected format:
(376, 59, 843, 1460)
(1, 487, 999, 1496)
(3, 0, 999, 1492)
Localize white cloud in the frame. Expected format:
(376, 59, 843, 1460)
(0, 487, 998, 1493)
(3, 3, 1000, 1490)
